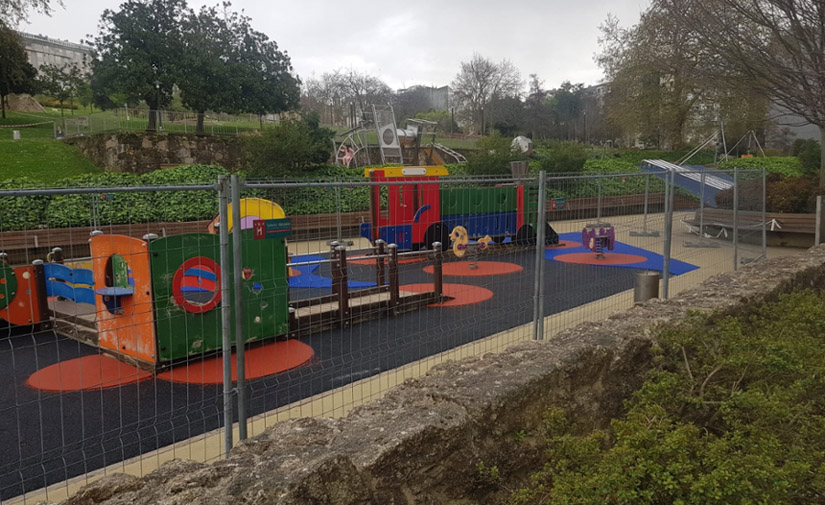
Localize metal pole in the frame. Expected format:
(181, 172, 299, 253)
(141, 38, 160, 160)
(230, 174, 247, 440)
(533, 171, 547, 340)
(217, 175, 234, 455)
(643, 174, 649, 232)
(335, 176, 342, 242)
(761, 166, 767, 258)
(699, 169, 706, 240)
(733, 166, 739, 271)
(662, 169, 673, 299)
(596, 176, 602, 223)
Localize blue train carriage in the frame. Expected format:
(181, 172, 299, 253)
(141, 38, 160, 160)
(360, 166, 558, 249)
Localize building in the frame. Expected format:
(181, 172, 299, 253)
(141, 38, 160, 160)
(17, 31, 93, 71)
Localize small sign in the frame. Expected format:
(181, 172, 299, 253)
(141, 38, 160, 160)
(551, 198, 566, 211)
(253, 218, 292, 240)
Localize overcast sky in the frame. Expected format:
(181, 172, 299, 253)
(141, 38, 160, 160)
(22, 0, 650, 92)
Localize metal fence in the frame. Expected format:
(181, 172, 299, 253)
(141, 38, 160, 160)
(58, 110, 278, 139)
(0, 167, 772, 503)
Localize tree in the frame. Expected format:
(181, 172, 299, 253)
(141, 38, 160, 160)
(675, 0, 825, 184)
(179, 2, 299, 133)
(39, 62, 83, 116)
(523, 74, 553, 140)
(233, 26, 300, 127)
(0, 0, 61, 26)
(91, 0, 189, 131)
(0, 24, 37, 118)
(451, 53, 522, 134)
(301, 69, 392, 126)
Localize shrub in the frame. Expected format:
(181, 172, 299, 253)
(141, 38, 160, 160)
(465, 135, 525, 175)
(718, 156, 804, 177)
(716, 174, 825, 213)
(0, 178, 51, 231)
(245, 112, 335, 178)
(535, 141, 588, 173)
(793, 138, 821, 174)
(513, 289, 825, 505)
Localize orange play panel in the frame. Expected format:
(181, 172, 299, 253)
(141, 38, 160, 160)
(547, 241, 582, 250)
(26, 355, 153, 392)
(401, 283, 494, 307)
(554, 252, 647, 266)
(157, 339, 314, 384)
(348, 256, 427, 266)
(423, 261, 523, 277)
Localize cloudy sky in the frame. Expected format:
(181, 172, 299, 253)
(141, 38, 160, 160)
(22, 0, 650, 92)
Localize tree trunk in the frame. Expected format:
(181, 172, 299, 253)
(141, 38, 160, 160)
(148, 110, 157, 132)
(820, 125, 825, 187)
(259, 114, 263, 129)
(70, 97, 74, 115)
(196, 111, 205, 134)
(1, 94, 5, 119)
(60, 100, 64, 117)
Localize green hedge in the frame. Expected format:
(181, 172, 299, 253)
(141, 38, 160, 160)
(718, 156, 804, 177)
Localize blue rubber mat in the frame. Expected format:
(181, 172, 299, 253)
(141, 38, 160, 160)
(546, 232, 699, 276)
(288, 255, 376, 289)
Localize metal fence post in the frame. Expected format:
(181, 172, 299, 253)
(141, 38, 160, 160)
(533, 171, 547, 341)
(733, 166, 739, 271)
(662, 169, 673, 299)
(762, 166, 767, 257)
(230, 174, 247, 440)
(217, 175, 234, 455)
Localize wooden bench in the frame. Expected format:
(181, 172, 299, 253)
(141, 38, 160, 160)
(686, 208, 816, 247)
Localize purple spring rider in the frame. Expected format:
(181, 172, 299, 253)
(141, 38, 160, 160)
(582, 224, 615, 259)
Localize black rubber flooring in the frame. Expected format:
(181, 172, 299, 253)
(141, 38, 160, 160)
(0, 249, 637, 499)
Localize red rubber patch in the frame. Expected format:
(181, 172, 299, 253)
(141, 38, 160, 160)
(553, 252, 647, 266)
(157, 340, 314, 384)
(423, 261, 523, 277)
(26, 355, 152, 392)
(348, 256, 427, 266)
(400, 283, 494, 307)
(547, 241, 582, 250)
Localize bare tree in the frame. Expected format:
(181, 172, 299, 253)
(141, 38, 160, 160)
(301, 68, 392, 126)
(451, 53, 522, 134)
(678, 0, 825, 182)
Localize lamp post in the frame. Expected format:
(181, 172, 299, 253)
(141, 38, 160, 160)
(154, 80, 161, 131)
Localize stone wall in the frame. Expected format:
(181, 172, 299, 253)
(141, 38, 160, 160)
(66, 133, 246, 174)
(55, 246, 825, 505)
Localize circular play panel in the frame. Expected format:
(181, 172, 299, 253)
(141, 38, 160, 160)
(156, 339, 314, 385)
(26, 355, 153, 392)
(423, 261, 523, 277)
(553, 252, 647, 266)
(401, 283, 494, 307)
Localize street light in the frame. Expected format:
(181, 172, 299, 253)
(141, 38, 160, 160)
(154, 80, 161, 131)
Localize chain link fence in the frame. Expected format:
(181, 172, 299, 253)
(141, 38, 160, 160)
(58, 110, 278, 139)
(0, 166, 778, 503)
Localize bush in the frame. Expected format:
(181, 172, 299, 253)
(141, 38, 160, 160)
(535, 141, 588, 173)
(716, 174, 825, 213)
(142, 164, 230, 222)
(0, 178, 52, 231)
(513, 289, 825, 505)
(464, 135, 526, 175)
(718, 156, 804, 177)
(245, 112, 335, 178)
(793, 138, 821, 174)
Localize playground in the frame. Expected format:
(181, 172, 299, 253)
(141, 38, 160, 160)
(0, 164, 792, 502)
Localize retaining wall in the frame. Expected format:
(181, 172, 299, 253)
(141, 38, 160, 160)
(54, 246, 825, 505)
(66, 133, 245, 174)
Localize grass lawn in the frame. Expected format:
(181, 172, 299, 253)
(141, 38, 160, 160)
(0, 111, 101, 182)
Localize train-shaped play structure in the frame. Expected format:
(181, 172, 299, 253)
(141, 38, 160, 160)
(360, 166, 559, 249)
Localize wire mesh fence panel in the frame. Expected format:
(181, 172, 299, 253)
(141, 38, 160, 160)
(0, 181, 231, 503)
(0, 165, 771, 503)
(60, 110, 275, 139)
